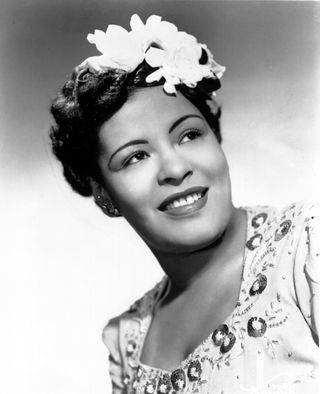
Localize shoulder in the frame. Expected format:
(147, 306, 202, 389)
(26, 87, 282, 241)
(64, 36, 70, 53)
(252, 200, 320, 303)
(246, 200, 319, 240)
(242, 201, 319, 281)
(292, 200, 320, 281)
(273, 200, 319, 249)
(274, 200, 319, 223)
(102, 276, 167, 353)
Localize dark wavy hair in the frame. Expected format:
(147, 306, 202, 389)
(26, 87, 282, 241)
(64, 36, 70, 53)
(50, 59, 222, 197)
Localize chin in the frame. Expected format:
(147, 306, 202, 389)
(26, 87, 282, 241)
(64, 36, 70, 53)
(148, 222, 228, 254)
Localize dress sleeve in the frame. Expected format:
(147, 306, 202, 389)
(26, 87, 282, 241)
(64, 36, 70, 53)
(102, 317, 124, 393)
(294, 202, 320, 342)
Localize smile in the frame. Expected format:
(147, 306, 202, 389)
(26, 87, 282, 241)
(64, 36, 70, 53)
(158, 187, 208, 216)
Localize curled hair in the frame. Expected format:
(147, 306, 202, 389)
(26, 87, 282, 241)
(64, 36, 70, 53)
(50, 61, 222, 197)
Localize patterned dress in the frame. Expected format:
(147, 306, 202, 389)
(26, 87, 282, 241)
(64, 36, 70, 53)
(103, 201, 319, 393)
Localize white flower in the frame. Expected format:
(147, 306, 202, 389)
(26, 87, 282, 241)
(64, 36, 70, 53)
(79, 24, 145, 72)
(145, 31, 224, 94)
(76, 14, 226, 94)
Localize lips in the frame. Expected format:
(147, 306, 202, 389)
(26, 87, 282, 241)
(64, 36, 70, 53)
(158, 186, 208, 213)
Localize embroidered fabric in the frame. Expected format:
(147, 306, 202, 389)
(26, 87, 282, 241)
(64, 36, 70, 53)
(103, 201, 320, 394)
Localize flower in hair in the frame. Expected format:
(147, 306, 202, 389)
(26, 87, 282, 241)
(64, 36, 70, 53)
(78, 24, 146, 72)
(130, 14, 178, 49)
(145, 32, 206, 94)
(78, 14, 226, 94)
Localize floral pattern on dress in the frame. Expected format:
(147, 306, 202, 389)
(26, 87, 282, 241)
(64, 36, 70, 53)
(249, 274, 267, 296)
(251, 212, 268, 228)
(248, 317, 267, 337)
(170, 369, 186, 391)
(212, 324, 229, 346)
(187, 360, 202, 381)
(274, 219, 292, 241)
(105, 202, 319, 393)
(157, 374, 171, 393)
(220, 332, 236, 353)
(246, 233, 263, 250)
(145, 379, 157, 393)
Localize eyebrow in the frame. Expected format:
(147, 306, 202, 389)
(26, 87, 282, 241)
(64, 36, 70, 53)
(108, 139, 148, 165)
(108, 114, 203, 166)
(168, 114, 203, 134)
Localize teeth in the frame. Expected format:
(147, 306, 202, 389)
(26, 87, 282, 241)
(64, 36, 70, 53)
(186, 195, 194, 204)
(193, 193, 200, 201)
(164, 192, 204, 210)
(180, 199, 187, 206)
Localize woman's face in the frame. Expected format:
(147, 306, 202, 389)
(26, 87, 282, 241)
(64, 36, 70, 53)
(97, 86, 233, 253)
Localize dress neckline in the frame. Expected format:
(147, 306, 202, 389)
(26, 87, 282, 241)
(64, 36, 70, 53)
(136, 206, 253, 375)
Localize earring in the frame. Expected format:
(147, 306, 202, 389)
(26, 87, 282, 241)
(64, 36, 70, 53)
(97, 196, 120, 217)
(102, 201, 120, 217)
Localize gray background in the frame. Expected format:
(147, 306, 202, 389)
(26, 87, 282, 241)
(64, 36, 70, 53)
(1, 1, 319, 393)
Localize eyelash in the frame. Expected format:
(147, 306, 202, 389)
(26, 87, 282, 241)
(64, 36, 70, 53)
(123, 151, 149, 167)
(122, 128, 203, 167)
(179, 128, 203, 144)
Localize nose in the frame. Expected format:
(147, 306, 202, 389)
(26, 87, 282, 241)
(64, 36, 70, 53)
(157, 148, 193, 186)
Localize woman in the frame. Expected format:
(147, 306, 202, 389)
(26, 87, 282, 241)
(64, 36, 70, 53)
(50, 14, 319, 394)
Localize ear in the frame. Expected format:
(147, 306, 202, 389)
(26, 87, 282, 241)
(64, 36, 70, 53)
(90, 179, 121, 218)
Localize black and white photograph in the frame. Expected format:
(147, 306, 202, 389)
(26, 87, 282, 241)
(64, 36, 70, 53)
(1, 1, 319, 393)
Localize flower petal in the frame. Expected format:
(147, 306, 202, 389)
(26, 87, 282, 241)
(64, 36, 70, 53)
(130, 14, 145, 31)
(87, 29, 105, 44)
(87, 30, 110, 54)
(163, 81, 177, 94)
(146, 15, 162, 26)
(145, 69, 163, 83)
(163, 74, 180, 86)
(145, 47, 165, 67)
(106, 24, 129, 38)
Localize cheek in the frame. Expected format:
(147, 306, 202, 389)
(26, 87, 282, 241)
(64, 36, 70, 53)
(105, 168, 155, 215)
(193, 141, 229, 180)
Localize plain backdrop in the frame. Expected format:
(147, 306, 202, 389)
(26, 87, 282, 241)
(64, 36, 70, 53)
(0, 1, 319, 393)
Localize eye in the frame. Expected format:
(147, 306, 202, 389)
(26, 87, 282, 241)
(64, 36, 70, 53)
(180, 129, 202, 144)
(123, 151, 149, 167)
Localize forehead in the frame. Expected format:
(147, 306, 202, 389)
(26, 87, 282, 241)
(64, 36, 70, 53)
(98, 86, 202, 150)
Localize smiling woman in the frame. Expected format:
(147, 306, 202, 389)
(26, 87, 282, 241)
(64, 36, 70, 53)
(49, 14, 319, 394)
(94, 86, 232, 253)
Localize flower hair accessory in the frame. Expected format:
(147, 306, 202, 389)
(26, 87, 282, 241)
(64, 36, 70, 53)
(77, 14, 226, 94)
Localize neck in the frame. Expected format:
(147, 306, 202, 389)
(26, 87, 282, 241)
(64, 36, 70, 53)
(150, 206, 247, 296)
